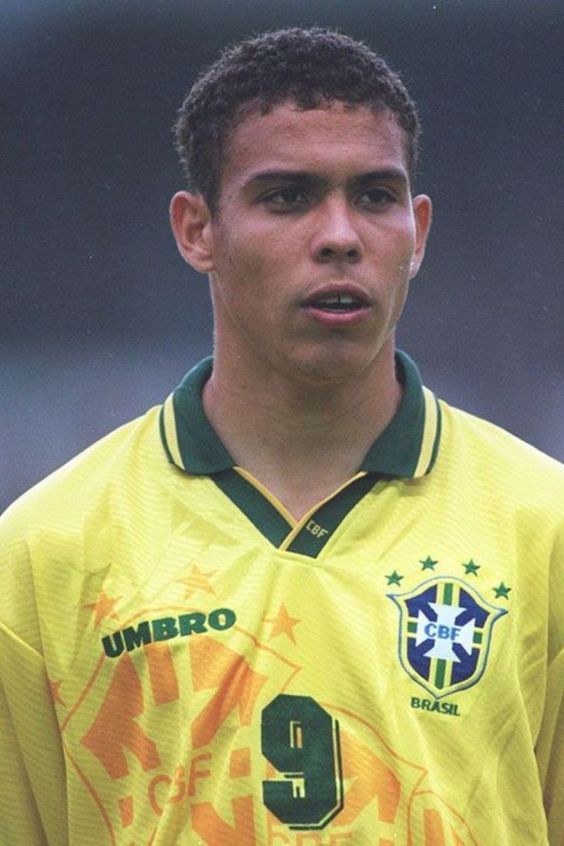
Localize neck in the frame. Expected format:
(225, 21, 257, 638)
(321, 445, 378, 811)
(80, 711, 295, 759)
(202, 342, 402, 520)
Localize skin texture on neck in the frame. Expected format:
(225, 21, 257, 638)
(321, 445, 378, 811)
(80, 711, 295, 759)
(202, 333, 402, 519)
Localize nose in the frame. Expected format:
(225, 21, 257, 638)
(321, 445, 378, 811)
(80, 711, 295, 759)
(310, 197, 362, 264)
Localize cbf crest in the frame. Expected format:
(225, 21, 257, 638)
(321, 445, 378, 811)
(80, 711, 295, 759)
(389, 577, 507, 699)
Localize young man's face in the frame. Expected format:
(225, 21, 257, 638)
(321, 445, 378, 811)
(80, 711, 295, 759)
(175, 101, 431, 386)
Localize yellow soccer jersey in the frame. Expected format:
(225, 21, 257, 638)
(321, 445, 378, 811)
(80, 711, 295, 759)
(1, 351, 564, 846)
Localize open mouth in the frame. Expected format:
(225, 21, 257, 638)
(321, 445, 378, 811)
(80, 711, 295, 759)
(305, 293, 367, 313)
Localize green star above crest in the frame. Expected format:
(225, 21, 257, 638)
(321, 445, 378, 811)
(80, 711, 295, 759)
(463, 559, 480, 576)
(386, 570, 404, 586)
(493, 582, 511, 599)
(420, 556, 438, 571)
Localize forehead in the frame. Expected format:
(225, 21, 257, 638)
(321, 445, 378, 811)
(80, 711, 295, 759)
(222, 102, 409, 185)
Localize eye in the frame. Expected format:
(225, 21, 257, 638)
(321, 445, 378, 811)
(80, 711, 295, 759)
(356, 187, 396, 208)
(262, 187, 309, 211)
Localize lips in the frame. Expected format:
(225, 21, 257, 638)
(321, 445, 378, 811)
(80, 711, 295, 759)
(302, 285, 370, 313)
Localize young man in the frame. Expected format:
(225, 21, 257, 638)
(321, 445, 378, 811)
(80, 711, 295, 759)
(1, 28, 563, 846)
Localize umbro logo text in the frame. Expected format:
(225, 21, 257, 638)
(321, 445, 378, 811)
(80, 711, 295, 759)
(101, 607, 237, 658)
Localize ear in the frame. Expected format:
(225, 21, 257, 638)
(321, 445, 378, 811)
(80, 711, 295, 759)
(409, 194, 433, 279)
(169, 191, 215, 273)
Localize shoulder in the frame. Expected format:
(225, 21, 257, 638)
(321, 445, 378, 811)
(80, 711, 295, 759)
(0, 406, 164, 541)
(0, 406, 172, 644)
(437, 398, 564, 510)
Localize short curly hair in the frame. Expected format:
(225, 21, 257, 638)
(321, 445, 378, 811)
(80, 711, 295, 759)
(174, 27, 420, 214)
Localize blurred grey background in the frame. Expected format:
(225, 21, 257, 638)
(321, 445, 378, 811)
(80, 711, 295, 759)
(2, 0, 563, 513)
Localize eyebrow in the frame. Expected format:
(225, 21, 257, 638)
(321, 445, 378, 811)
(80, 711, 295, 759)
(349, 169, 408, 190)
(244, 168, 408, 191)
(244, 170, 328, 190)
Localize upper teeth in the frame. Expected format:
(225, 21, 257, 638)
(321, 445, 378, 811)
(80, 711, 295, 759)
(321, 294, 355, 305)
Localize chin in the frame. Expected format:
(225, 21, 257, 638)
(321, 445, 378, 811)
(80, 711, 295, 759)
(289, 347, 383, 387)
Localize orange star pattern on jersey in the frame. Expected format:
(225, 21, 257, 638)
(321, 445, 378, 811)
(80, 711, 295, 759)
(263, 603, 301, 643)
(177, 564, 217, 598)
(83, 591, 121, 628)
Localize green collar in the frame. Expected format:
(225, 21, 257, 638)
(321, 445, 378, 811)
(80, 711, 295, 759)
(159, 351, 441, 480)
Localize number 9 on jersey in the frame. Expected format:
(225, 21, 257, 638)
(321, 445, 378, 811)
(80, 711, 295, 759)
(261, 693, 344, 830)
